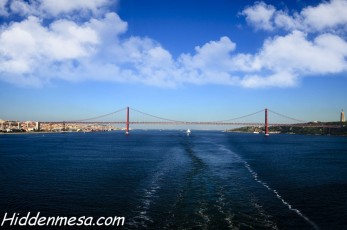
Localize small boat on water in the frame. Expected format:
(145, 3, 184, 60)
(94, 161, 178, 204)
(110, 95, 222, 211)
(186, 129, 191, 136)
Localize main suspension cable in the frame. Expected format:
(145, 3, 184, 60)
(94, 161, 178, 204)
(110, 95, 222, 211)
(268, 109, 307, 123)
(67, 107, 127, 122)
(130, 107, 187, 123)
(214, 109, 265, 123)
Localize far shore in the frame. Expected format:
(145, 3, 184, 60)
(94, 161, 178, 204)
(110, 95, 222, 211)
(0, 130, 123, 135)
(0, 131, 75, 135)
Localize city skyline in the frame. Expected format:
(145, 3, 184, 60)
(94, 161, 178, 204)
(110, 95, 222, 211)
(0, 0, 346, 122)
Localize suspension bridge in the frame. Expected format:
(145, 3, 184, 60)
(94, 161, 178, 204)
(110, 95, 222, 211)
(37, 107, 342, 136)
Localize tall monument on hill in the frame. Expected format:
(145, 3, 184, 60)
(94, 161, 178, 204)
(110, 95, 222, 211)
(341, 110, 345, 122)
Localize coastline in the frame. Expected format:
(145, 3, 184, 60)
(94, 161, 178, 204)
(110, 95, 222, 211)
(0, 131, 75, 135)
(0, 130, 122, 135)
(228, 124, 347, 136)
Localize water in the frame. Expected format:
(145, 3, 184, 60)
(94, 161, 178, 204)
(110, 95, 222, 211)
(1, 131, 347, 229)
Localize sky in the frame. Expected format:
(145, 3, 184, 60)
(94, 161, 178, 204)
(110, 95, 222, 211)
(0, 0, 346, 123)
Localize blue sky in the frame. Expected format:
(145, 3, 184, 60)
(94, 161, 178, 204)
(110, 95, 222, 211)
(0, 0, 346, 123)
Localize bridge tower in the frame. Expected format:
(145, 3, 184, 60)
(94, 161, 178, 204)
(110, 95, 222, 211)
(126, 107, 130, 135)
(265, 108, 269, 136)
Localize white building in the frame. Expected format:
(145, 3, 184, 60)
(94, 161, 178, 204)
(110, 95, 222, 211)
(35, 122, 40, 131)
(341, 110, 345, 122)
(0, 119, 4, 131)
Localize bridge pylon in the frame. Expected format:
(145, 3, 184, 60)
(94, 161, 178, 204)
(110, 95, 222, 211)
(265, 108, 269, 136)
(126, 107, 130, 135)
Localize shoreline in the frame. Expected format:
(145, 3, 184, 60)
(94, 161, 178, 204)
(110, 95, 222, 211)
(0, 131, 77, 135)
(0, 130, 123, 135)
(226, 130, 347, 137)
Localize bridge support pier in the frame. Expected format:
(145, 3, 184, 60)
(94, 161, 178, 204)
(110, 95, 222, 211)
(126, 107, 130, 135)
(265, 108, 269, 136)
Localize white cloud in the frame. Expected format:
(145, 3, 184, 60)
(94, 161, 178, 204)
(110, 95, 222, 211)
(258, 31, 347, 74)
(229, 30, 347, 88)
(39, 0, 111, 17)
(180, 36, 236, 70)
(242, 2, 275, 31)
(0, 0, 8, 16)
(301, 0, 347, 31)
(0, 15, 101, 85)
(173, 37, 241, 86)
(273, 11, 301, 31)
(1, 0, 347, 88)
(88, 12, 127, 41)
(4, 0, 112, 18)
(9, 0, 37, 16)
(243, 0, 347, 33)
(233, 0, 347, 87)
(0, 16, 99, 61)
(240, 72, 298, 88)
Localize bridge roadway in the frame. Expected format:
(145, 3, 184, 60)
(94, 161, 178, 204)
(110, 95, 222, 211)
(40, 121, 342, 128)
(37, 107, 344, 131)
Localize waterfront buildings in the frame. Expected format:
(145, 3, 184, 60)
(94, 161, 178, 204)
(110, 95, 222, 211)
(0, 119, 119, 133)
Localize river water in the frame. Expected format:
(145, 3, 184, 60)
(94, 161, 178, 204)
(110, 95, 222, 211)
(1, 131, 347, 229)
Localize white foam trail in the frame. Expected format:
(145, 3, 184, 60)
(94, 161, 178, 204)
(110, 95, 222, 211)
(196, 203, 210, 230)
(129, 147, 187, 229)
(215, 187, 239, 229)
(127, 162, 170, 229)
(200, 143, 279, 229)
(214, 143, 318, 229)
(137, 175, 161, 216)
(244, 162, 319, 230)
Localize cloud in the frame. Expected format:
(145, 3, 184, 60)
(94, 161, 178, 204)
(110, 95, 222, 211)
(260, 31, 347, 74)
(240, 72, 298, 88)
(0, 16, 99, 74)
(242, 2, 276, 31)
(0, 0, 347, 88)
(0, 0, 8, 16)
(180, 37, 236, 70)
(301, 0, 347, 31)
(9, 0, 37, 17)
(223, 0, 347, 87)
(237, 31, 347, 88)
(0, 11, 241, 87)
(4, 0, 112, 18)
(175, 37, 240, 86)
(0, 12, 122, 86)
(243, 0, 347, 32)
(39, 0, 111, 17)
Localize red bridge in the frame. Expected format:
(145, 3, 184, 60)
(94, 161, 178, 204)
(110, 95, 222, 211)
(40, 107, 342, 136)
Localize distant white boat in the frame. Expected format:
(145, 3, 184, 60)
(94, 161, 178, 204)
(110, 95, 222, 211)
(186, 129, 191, 136)
(253, 131, 259, 134)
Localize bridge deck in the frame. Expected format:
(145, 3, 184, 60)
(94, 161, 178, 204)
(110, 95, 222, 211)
(40, 121, 342, 128)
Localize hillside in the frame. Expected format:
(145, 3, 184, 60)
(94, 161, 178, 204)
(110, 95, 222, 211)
(229, 122, 347, 136)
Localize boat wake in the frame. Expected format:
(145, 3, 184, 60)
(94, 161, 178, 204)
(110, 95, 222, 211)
(127, 146, 188, 229)
(175, 140, 279, 229)
(244, 162, 319, 230)
(212, 142, 318, 229)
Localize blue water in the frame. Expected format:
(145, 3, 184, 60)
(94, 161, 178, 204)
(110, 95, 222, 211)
(1, 131, 347, 229)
